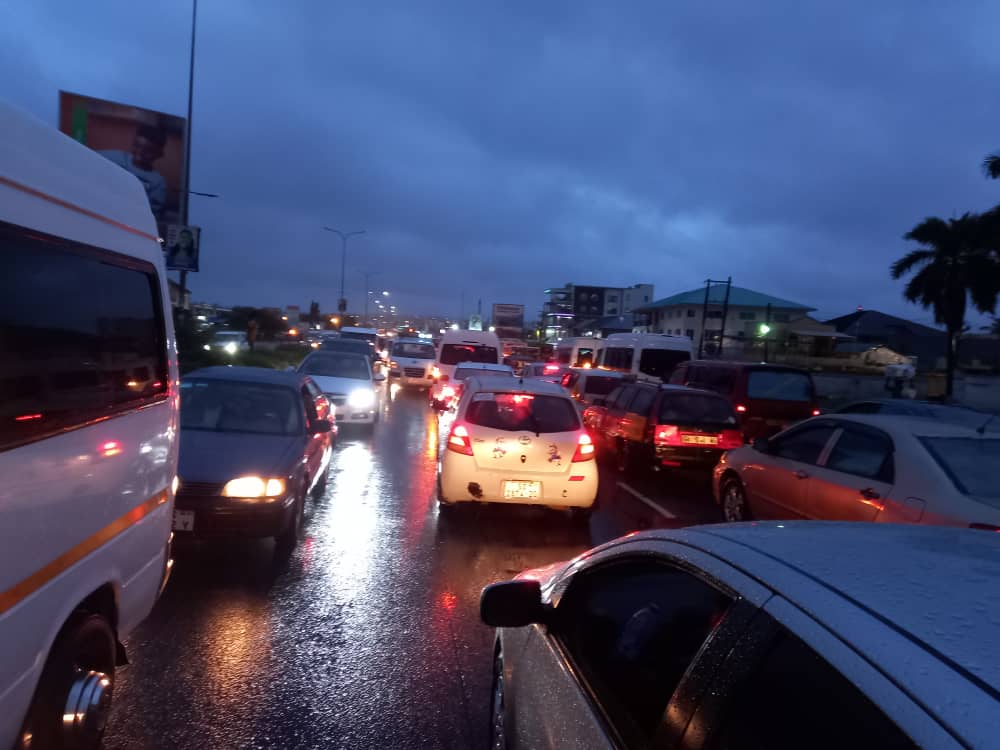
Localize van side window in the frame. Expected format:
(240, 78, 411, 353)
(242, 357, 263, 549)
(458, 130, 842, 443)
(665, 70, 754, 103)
(0, 221, 168, 451)
(603, 347, 634, 370)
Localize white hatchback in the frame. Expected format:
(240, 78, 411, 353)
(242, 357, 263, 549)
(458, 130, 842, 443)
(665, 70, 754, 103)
(438, 377, 598, 514)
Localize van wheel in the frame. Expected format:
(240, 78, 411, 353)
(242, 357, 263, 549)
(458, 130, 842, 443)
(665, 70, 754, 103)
(19, 612, 116, 750)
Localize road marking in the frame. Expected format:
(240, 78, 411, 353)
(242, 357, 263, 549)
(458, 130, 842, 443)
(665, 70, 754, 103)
(617, 481, 676, 519)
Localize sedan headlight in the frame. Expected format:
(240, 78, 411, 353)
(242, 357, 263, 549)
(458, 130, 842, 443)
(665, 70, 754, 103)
(221, 476, 286, 498)
(223, 342, 238, 355)
(348, 388, 376, 409)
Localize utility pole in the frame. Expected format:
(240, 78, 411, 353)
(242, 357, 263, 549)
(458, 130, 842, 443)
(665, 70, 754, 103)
(763, 303, 773, 362)
(359, 271, 378, 326)
(177, 0, 198, 315)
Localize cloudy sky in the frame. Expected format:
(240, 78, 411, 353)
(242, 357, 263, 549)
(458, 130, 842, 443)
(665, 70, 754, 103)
(5, 1, 1000, 326)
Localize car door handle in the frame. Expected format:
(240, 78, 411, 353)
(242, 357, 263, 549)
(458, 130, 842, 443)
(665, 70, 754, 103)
(860, 487, 881, 500)
(794, 470, 809, 480)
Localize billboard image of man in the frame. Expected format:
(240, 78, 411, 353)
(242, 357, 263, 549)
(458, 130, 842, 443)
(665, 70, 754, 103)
(99, 124, 168, 217)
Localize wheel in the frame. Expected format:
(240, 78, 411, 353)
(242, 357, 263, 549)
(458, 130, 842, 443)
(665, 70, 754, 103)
(489, 650, 507, 750)
(721, 476, 752, 522)
(310, 466, 328, 500)
(275, 492, 305, 551)
(18, 612, 116, 750)
(615, 440, 635, 474)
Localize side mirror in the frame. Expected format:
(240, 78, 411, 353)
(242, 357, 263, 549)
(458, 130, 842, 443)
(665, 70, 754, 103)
(313, 419, 333, 433)
(373, 371, 387, 382)
(752, 437, 769, 453)
(285, 365, 296, 372)
(480, 579, 547, 627)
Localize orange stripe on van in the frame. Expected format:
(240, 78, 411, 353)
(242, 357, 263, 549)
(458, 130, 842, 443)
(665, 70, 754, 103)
(0, 489, 169, 615)
(0, 175, 160, 242)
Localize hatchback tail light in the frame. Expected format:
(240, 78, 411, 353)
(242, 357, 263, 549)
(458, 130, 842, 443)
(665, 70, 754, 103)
(441, 386, 456, 399)
(718, 430, 744, 450)
(571, 433, 595, 462)
(735, 404, 747, 413)
(654, 425, 683, 446)
(811, 408, 821, 416)
(544, 363, 561, 374)
(447, 424, 474, 456)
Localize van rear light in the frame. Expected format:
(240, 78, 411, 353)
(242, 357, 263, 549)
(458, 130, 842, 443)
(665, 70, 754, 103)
(735, 405, 747, 413)
(447, 424, 474, 456)
(719, 430, 744, 450)
(544, 363, 561, 374)
(654, 425, 683, 446)
(970, 523, 1000, 532)
(572, 433, 595, 462)
(812, 408, 821, 416)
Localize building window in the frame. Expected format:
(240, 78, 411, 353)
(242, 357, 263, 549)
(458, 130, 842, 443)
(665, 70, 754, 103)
(774, 313, 791, 323)
(644, 296, 649, 302)
(685, 329, 694, 338)
(687, 309, 696, 318)
(608, 294, 618, 302)
(607, 308, 618, 315)
(739, 311, 756, 321)
(706, 310, 723, 319)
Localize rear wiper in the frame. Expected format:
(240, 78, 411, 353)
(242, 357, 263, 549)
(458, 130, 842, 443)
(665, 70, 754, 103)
(528, 412, 542, 437)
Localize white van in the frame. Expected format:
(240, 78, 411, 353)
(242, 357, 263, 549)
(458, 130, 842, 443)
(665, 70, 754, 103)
(435, 330, 502, 381)
(388, 337, 437, 388)
(0, 102, 177, 747)
(555, 337, 603, 368)
(597, 332, 693, 380)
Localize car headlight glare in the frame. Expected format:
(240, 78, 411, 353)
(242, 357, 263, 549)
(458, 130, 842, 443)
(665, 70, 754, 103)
(221, 476, 286, 498)
(224, 342, 238, 355)
(348, 388, 376, 409)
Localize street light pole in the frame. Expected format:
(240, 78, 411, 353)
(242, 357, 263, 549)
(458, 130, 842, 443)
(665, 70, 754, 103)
(324, 227, 365, 314)
(359, 271, 380, 326)
(177, 0, 198, 314)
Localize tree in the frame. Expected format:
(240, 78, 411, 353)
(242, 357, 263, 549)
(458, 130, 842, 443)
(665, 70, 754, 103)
(891, 213, 1000, 396)
(984, 153, 1000, 180)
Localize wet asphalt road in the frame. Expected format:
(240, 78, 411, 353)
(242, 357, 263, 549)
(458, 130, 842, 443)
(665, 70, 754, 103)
(104, 386, 721, 749)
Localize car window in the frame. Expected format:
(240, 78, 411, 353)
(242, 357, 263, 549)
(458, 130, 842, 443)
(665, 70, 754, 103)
(612, 386, 637, 412)
(770, 425, 836, 464)
(824, 428, 894, 482)
(700, 367, 736, 395)
(747, 369, 814, 402)
(604, 386, 624, 408)
(301, 386, 319, 426)
(638, 348, 690, 380)
(392, 342, 435, 359)
(628, 388, 656, 416)
(709, 628, 915, 750)
(557, 559, 731, 743)
(919, 437, 1000, 500)
(454, 366, 513, 381)
(603, 347, 634, 370)
(836, 402, 880, 415)
(300, 354, 371, 380)
(584, 375, 621, 396)
(180, 380, 302, 436)
(440, 343, 498, 365)
(659, 393, 738, 426)
(464, 393, 580, 433)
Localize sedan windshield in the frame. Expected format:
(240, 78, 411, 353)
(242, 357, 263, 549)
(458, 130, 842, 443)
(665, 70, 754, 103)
(919, 437, 1000, 502)
(465, 393, 580, 433)
(180, 379, 301, 436)
(300, 354, 371, 380)
(454, 366, 513, 381)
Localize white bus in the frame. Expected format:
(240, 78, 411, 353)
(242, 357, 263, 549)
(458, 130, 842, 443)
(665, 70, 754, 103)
(554, 337, 603, 368)
(0, 102, 178, 747)
(597, 332, 693, 380)
(434, 330, 502, 381)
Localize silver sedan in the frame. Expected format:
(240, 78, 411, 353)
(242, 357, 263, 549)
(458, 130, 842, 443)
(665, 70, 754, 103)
(712, 413, 1000, 528)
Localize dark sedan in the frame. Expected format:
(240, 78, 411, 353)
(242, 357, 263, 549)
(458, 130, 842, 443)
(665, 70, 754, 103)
(174, 366, 335, 549)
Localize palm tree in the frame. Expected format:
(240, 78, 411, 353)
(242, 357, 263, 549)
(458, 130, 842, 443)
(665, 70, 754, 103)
(985, 153, 1000, 180)
(891, 213, 1000, 396)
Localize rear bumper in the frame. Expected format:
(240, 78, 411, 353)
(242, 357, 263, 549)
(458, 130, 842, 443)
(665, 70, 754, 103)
(439, 456, 598, 507)
(655, 444, 727, 469)
(174, 494, 295, 537)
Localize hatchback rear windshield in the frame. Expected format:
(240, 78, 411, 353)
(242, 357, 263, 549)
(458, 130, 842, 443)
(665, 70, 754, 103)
(440, 343, 498, 365)
(393, 342, 435, 359)
(465, 393, 580, 433)
(919, 437, 1000, 502)
(584, 376, 622, 396)
(659, 393, 738, 426)
(747, 369, 814, 402)
(454, 366, 513, 381)
(181, 380, 301, 435)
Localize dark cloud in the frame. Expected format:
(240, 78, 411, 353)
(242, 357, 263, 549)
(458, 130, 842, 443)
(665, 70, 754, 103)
(5, 1, 1000, 325)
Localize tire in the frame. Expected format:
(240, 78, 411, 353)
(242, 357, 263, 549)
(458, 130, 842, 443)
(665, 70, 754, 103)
(489, 650, 508, 750)
(19, 612, 116, 750)
(275, 492, 305, 551)
(615, 440, 635, 474)
(721, 476, 752, 522)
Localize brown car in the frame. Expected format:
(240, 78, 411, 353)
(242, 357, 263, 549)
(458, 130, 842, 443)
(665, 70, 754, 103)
(585, 381, 742, 473)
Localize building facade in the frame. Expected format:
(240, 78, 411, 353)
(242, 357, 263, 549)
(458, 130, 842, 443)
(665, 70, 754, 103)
(543, 282, 654, 340)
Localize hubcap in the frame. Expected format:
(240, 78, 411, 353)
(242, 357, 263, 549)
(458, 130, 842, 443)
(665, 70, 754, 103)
(724, 485, 744, 521)
(63, 669, 113, 746)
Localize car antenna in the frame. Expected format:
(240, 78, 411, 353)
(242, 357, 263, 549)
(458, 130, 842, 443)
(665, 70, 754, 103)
(976, 411, 998, 435)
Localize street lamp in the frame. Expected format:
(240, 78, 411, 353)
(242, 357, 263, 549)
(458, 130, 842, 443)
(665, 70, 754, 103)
(359, 270, 379, 326)
(324, 226, 365, 313)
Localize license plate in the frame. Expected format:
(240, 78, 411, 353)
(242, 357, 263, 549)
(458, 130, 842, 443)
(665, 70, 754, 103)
(172, 510, 195, 531)
(681, 434, 719, 446)
(503, 481, 542, 499)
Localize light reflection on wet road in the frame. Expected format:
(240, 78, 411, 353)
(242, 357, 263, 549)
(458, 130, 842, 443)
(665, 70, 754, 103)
(105, 388, 718, 748)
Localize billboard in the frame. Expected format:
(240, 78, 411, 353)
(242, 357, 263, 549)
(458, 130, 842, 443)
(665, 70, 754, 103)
(492, 304, 525, 340)
(58, 91, 186, 231)
(165, 224, 200, 272)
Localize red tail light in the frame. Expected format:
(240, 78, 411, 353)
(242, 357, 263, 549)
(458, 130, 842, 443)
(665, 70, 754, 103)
(735, 404, 747, 413)
(719, 430, 744, 449)
(654, 425, 683, 446)
(812, 408, 821, 416)
(441, 386, 456, 399)
(447, 424, 474, 455)
(544, 363, 560, 374)
(572, 433, 595, 462)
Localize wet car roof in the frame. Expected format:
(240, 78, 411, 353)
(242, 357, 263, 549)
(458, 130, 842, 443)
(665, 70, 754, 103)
(466, 376, 568, 396)
(184, 366, 307, 387)
(818, 413, 992, 438)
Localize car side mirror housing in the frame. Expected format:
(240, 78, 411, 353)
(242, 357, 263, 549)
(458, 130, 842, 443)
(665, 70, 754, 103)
(481, 580, 547, 627)
(752, 437, 769, 453)
(373, 371, 387, 382)
(313, 419, 334, 433)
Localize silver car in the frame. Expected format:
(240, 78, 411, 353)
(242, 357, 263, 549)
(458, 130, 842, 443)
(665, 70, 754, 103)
(713, 414, 1000, 529)
(482, 523, 1000, 749)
